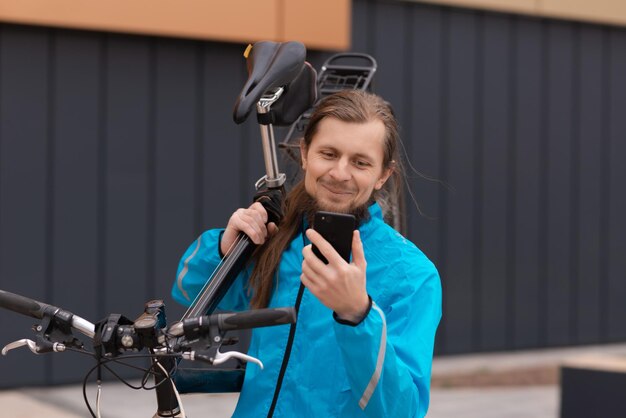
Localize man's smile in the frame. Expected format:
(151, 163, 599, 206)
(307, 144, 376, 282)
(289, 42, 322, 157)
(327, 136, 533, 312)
(319, 181, 356, 196)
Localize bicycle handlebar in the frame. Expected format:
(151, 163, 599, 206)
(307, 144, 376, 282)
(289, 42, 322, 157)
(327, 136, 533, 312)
(0, 289, 295, 348)
(169, 307, 296, 338)
(217, 307, 296, 331)
(0, 289, 51, 319)
(0, 289, 95, 338)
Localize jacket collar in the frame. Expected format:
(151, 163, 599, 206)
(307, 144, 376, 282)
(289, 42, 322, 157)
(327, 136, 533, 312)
(359, 202, 383, 240)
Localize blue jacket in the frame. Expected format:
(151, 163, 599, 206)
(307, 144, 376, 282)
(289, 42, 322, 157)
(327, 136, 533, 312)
(172, 203, 441, 417)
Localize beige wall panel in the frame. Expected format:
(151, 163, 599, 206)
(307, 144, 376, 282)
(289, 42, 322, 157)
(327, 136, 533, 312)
(409, 0, 626, 27)
(283, 0, 351, 50)
(415, 0, 537, 14)
(0, 0, 279, 42)
(540, 0, 626, 26)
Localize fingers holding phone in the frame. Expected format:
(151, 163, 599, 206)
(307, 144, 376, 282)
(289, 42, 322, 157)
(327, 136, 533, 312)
(301, 212, 369, 320)
(349, 228, 367, 271)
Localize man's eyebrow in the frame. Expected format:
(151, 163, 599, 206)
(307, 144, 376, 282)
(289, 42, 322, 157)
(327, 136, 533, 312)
(352, 152, 375, 161)
(316, 145, 376, 161)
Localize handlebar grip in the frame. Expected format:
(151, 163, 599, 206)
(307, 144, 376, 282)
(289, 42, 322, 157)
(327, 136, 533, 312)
(216, 307, 296, 331)
(0, 289, 54, 320)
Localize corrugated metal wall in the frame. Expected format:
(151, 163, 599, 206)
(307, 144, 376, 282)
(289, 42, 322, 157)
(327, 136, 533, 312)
(0, 0, 625, 387)
(357, 2, 626, 355)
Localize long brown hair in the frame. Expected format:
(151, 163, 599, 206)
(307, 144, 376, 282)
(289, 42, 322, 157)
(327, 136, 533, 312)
(248, 90, 402, 308)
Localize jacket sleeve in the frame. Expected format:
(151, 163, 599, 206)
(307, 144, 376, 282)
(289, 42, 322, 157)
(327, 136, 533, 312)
(332, 258, 442, 418)
(171, 229, 250, 312)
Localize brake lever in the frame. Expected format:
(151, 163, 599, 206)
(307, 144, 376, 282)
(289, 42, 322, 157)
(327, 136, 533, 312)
(182, 349, 263, 369)
(214, 350, 263, 369)
(2, 338, 65, 355)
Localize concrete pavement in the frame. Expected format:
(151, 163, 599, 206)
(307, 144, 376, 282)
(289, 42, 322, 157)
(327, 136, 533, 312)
(3, 343, 626, 417)
(0, 382, 558, 418)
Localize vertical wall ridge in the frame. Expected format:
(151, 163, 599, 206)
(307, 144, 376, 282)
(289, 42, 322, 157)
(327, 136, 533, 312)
(437, 8, 450, 353)
(145, 38, 156, 300)
(598, 27, 611, 341)
(538, 20, 550, 347)
(194, 41, 205, 235)
(44, 28, 56, 386)
(505, 15, 518, 349)
(569, 25, 581, 344)
(96, 34, 108, 320)
(472, 11, 484, 351)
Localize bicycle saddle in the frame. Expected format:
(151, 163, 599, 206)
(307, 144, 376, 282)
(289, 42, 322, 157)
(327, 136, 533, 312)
(233, 41, 306, 124)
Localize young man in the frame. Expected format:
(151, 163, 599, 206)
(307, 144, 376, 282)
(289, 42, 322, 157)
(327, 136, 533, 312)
(172, 90, 441, 417)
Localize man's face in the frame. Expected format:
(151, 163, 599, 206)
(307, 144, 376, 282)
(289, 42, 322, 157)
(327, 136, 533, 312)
(300, 117, 392, 213)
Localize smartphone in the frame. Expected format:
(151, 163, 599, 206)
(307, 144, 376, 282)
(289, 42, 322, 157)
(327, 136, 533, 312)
(311, 211, 356, 264)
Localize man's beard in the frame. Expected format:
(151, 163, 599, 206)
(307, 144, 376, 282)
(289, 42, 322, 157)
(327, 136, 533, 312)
(301, 188, 372, 226)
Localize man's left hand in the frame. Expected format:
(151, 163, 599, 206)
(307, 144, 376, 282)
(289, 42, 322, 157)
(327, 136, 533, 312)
(301, 229, 370, 323)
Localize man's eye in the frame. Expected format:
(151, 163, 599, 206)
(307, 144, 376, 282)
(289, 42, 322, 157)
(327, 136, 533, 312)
(355, 160, 371, 168)
(321, 151, 335, 158)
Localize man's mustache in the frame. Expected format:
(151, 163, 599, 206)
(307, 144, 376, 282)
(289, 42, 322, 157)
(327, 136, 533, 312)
(318, 179, 358, 194)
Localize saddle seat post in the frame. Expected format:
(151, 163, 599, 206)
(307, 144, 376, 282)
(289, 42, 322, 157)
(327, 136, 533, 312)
(256, 87, 287, 190)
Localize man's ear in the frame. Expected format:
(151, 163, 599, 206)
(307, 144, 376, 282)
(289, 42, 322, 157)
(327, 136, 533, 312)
(300, 140, 308, 170)
(375, 167, 393, 190)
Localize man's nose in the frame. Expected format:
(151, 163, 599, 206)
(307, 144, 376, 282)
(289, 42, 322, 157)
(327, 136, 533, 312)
(329, 158, 351, 181)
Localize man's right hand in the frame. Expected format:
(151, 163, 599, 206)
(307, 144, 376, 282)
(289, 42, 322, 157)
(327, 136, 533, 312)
(220, 202, 278, 256)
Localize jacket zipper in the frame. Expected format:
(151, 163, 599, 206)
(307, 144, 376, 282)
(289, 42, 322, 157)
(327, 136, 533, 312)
(266, 282, 305, 418)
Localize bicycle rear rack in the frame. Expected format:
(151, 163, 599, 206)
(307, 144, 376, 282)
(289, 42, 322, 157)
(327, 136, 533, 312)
(317, 53, 377, 96)
(279, 53, 377, 161)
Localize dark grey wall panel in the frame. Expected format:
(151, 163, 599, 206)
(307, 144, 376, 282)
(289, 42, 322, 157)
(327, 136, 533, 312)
(479, 14, 510, 352)
(372, 1, 409, 121)
(607, 30, 626, 342)
(409, 5, 442, 263)
(512, 18, 542, 349)
(410, 6, 445, 353)
(576, 26, 604, 344)
(103, 35, 150, 316)
(100, 37, 152, 382)
(351, 0, 373, 55)
(49, 31, 101, 384)
(442, 10, 477, 354)
(200, 44, 245, 232)
(0, 25, 50, 386)
(545, 22, 574, 347)
(152, 39, 199, 314)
